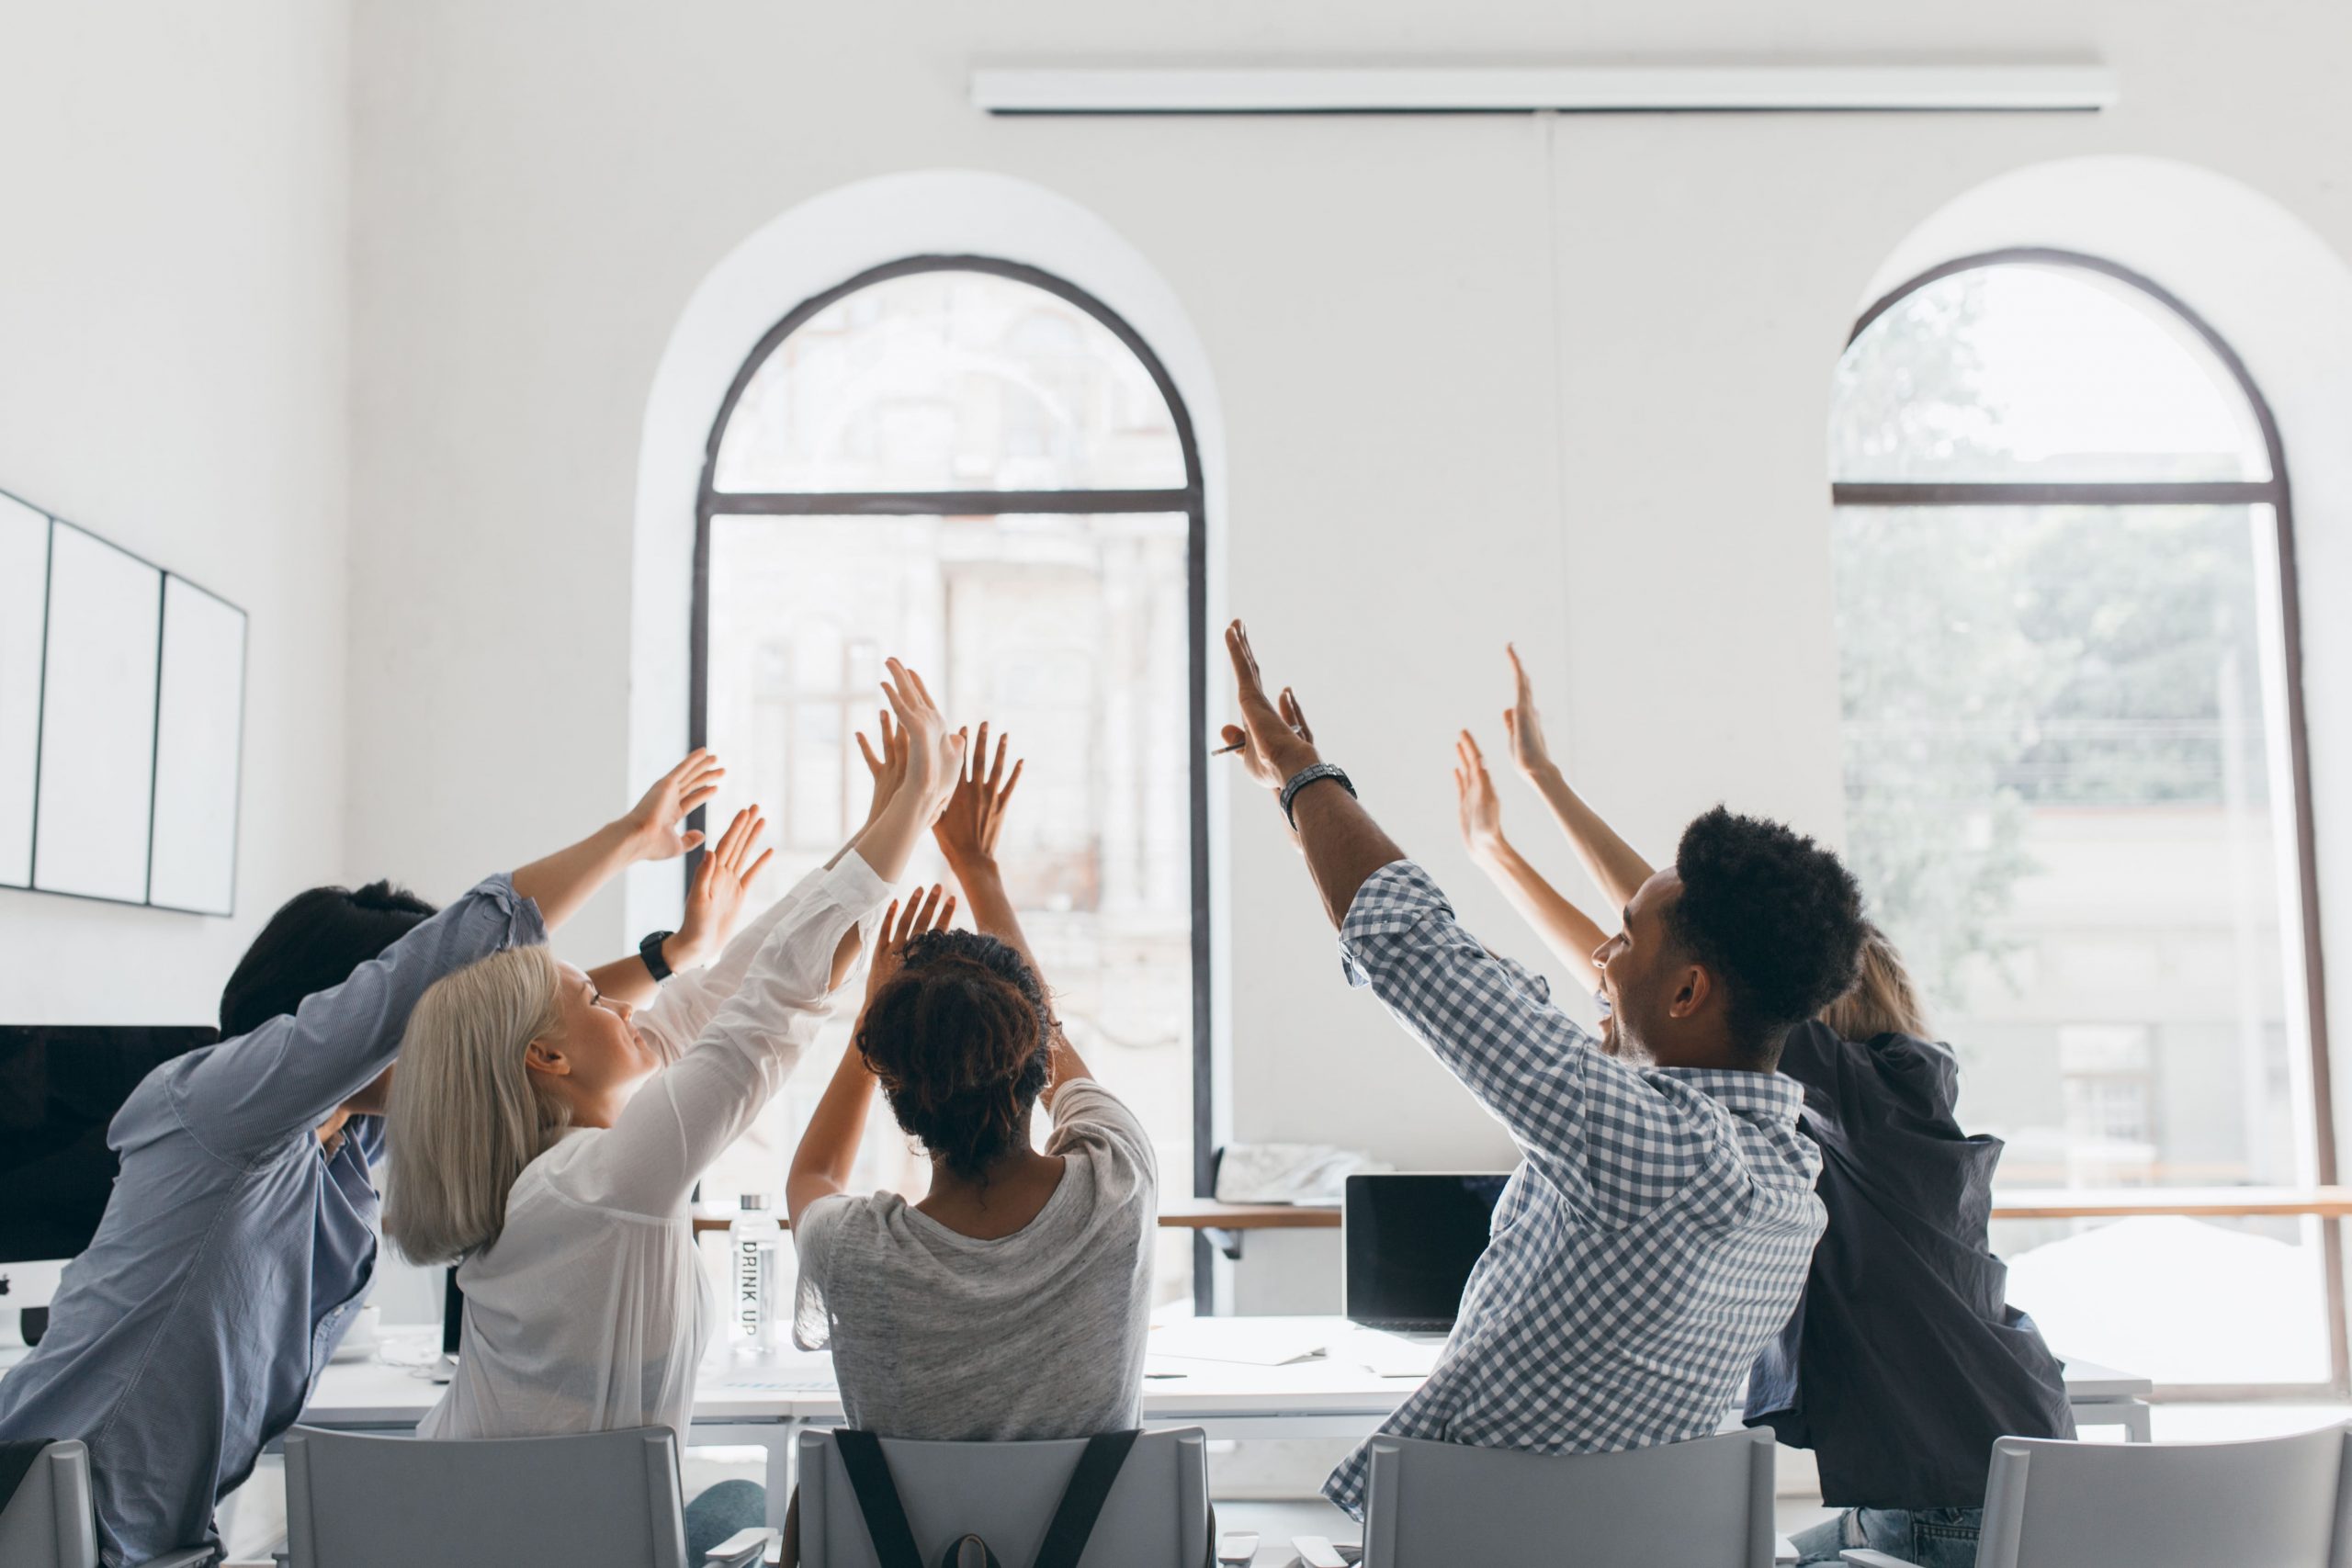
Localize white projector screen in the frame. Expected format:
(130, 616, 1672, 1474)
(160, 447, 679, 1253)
(147, 577, 248, 915)
(32, 523, 162, 903)
(0, 493, 46, 888)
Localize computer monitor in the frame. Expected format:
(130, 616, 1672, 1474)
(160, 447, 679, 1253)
(0, 1024, 217, 1337)
(1342, 1171, 1510, 1333)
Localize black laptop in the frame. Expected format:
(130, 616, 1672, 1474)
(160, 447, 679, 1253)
(1341, 1172, 1510, 1336)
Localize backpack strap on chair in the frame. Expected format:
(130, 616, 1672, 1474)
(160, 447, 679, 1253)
(1030, 1430, 1140, 1568)
(832, 1428, 926, 1568)
(831, 1427, 1142, 1568)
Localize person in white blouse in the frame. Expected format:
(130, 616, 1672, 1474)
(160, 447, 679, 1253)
(380, 658, 963, 1558)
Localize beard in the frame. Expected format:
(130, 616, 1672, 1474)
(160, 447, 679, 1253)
(1598, 1012, 1652, 1066)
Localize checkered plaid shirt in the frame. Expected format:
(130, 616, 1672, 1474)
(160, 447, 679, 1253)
(1323, 861, 1826, 1517)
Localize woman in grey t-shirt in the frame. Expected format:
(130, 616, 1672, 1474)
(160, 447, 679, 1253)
(787, 724, 1158, 1441)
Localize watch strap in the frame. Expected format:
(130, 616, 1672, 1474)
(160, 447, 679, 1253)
(1280, 761, 1355, 829)
(639, 929, 676, 983)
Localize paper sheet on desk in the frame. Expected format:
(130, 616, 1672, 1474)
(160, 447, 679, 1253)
(1146, 1318, 1332, 1368)
(700, 1363, 842, 1392)
(1326, 1329, 1444, 1380)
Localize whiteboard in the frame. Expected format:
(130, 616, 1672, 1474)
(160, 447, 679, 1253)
(0, 494, 45, 887)
(148, 576, 247, 914)
(32, 523, 162, 902)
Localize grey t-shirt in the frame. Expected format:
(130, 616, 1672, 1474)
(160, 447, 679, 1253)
(793, 1079, 1159, 1439)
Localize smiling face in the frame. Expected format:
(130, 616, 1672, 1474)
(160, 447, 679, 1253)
(523, 964, 660, 1128)
(1590, 867, 1709, 1068)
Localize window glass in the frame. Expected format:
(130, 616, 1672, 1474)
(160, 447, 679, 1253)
(1832, 265, 2271, 484)
(698, 511, 1197, 1307)
(712, 271, 1188, 493)
(1829, 260, 2317, 1384)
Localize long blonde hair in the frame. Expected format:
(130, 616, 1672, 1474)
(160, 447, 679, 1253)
(383, 944, 571, 1265)
(1820, 923, 1928, 1041)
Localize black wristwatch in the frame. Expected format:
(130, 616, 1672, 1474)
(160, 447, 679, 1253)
(1280, 761, 1356, 829)
(639, 930, 677, 983)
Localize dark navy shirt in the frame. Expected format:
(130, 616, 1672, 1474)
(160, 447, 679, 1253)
(1745, 1021, 2074, 1510)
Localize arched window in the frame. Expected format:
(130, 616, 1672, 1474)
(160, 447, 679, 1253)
(692, 258, 1206, 1306)
(1830, 250, 2331, 1387)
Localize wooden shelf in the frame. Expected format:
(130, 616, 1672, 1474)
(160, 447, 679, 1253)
(1988, 1187, 2352, 1221)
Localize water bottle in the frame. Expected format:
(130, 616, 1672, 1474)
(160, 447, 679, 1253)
(729, 1194, 785, 1353)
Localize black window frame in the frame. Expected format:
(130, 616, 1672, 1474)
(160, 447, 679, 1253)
(688, 255, 1217, 1306)
(1834, 245, 2339, 1392)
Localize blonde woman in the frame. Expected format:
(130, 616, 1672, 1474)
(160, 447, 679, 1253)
(383, 659, 961, 1556)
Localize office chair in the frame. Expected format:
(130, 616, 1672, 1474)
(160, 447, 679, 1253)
(1360, 1427, 1780, 1567)
(796, 1427, 1211, 1568)
(283, 1424, 773, 1568)
(0, 1439, 213, 1568)
(1840, 1423, 2352, 1568)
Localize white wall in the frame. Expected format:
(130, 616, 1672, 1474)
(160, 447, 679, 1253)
(0, 5, 352, 1021)
(340, 1, 2352, 1307)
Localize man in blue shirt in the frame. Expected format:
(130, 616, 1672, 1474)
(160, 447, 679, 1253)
(0, 753, 740, 1566)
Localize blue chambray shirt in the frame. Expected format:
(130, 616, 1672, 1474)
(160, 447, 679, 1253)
(0, 874, 544, 1566)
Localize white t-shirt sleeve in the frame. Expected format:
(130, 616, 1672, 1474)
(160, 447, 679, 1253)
(791, 1193, 857, 1350)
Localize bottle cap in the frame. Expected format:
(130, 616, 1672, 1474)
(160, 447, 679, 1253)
(740, 1194, 771, 1211)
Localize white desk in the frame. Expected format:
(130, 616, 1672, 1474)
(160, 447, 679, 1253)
(292, 1316, 2153, 1528)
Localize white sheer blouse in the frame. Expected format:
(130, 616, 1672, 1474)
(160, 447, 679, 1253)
(417, 851, 890, 1449)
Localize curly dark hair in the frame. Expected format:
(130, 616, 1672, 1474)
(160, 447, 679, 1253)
(855, 929, 1054, 1180)
(1667, 807, 1867, 1066)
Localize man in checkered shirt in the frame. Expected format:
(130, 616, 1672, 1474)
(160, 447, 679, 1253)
(1216, 619, 1865, 1520)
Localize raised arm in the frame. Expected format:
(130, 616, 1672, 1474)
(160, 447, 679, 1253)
(174, 752, 719, 1156)
(1501, 645, 1655, 911)
(786, 886, 954, 1229)
(590, 806, 774, 1010)
(1218, 619, 1405, 927)
(581, 661, 964, 1217)
(1454, 730, 1605, 989)
(933, 723, 1095, 1101)
(513, 750, 724, 932)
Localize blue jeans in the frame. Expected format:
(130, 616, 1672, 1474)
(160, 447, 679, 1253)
(685, 1478, 770, 1562)
(1788, 1507, 1982, 1567)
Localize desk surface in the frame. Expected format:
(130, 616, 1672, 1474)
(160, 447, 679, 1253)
(293, 1315, 2152, 1428)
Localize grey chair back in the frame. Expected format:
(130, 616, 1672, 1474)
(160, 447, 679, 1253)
(1361, 1427, 1777, 1568)
(0, 1438, 99, 1568)
(796, 1427, 1210, 1568)
(1976, 1424, 2352, 1568)
(281, 1424, 689, 1568)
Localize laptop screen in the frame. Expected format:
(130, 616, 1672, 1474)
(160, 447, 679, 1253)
(1342, 1172, 1510, 1331)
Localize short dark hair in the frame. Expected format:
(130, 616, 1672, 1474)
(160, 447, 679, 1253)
(855, 930, 1053, 1181)
(218, 881, 438, 1038)
(1667, 807, 1866, 1066)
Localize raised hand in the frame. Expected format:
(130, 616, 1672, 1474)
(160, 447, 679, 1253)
(855, 708, 910, 829)
(1218, 620, 1320, 795)
(934, 722, 1024, 872)
(1453, 731, 1507, 858)
(865, 884, 956, 1005)
(670, 806, 775, 967)
(1502, 644, 1557, 779)
(880, 659, 966, 820)
(623, 750, 727, 862)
